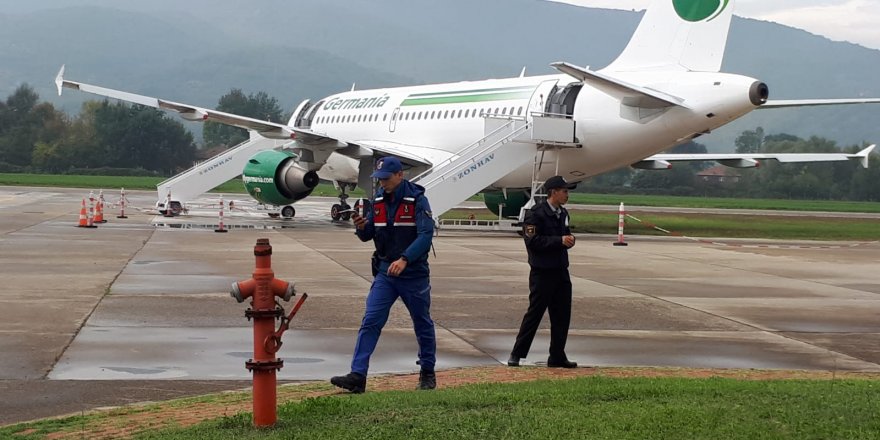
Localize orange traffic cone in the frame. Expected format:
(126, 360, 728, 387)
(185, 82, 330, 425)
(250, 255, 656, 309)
(77, 198, 89, 227)
(79, 197, 97, 228)
(94, 191, 106, 224)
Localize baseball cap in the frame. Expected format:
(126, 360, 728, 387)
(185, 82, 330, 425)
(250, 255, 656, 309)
(370, 156, 403, 179)
(544, 175, 577, 191)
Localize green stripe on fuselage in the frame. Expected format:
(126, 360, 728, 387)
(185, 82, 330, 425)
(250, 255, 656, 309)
(401, 91, 532, 106)
(406, 86, 535, 99)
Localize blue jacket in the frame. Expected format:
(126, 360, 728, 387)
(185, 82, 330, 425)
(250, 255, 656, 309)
(356, 180, 434, 278)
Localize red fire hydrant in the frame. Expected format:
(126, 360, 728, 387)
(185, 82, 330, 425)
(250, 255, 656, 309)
(231, 238, 308, 427)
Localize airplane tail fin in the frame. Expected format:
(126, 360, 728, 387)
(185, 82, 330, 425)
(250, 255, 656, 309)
(605, 0, 735, 73)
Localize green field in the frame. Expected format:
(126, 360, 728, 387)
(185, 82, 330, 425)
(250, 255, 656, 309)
(443, 208, 880, 241)
(4, 376, 877, 440)
(2, 173, 877, 213)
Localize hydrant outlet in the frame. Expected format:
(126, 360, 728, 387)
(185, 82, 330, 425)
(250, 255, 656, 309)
(283, 283, 296, 302)
(230, 282, 244, 303)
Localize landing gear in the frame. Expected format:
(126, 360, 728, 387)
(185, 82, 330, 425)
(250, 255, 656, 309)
(330, 183, 355, 221)
(281, 205, 295, 219)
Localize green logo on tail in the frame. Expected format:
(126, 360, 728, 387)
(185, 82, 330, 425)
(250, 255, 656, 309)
(673, 0, 729, 22)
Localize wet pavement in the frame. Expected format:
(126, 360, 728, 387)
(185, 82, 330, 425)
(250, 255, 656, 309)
(1, 186, 879, 425)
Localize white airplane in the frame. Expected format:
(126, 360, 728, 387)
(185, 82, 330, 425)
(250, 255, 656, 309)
(57, 0, 878, 220)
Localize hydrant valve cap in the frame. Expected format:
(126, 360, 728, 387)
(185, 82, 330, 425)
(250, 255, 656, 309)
(283, 283, 295, 302)
(230, 282, 244, 303)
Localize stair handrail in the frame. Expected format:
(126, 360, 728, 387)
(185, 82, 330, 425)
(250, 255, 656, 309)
(416, 120, 532, 188)
(412, 118, 521, 183)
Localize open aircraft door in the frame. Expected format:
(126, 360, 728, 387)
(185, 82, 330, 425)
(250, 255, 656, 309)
(527, 79, 559, 119)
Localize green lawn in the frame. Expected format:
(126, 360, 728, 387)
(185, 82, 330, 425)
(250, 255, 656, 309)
(4, 376, 877, 440)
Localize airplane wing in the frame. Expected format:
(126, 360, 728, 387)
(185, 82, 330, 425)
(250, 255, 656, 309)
(761, 99, 880, 109)
(636, 145, 875, 169)
(353, 140, 454, 169)
(55, 65, 333, 144)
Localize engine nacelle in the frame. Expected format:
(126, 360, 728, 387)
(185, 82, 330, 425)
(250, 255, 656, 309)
(242, 150, 319, 206)
(483, 190, 530, 218)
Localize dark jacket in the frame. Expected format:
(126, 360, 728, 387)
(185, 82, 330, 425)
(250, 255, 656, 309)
(522, 201, 571, 269)
(356, 180, 434, 278)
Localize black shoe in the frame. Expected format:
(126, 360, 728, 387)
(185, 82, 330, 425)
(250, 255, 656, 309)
(418, 370, 436, 390)
(547, 357, 577, 368)
(330, 372, 366, 393)
(507, 355, 522, 367)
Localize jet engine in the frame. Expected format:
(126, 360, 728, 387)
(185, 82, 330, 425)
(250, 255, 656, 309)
(483, 190, 531, 218)
(241, 150, 319, 206)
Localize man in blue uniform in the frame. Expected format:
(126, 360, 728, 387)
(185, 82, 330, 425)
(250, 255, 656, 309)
(508, 175, 578, 368)
(331, 156, 437, 393)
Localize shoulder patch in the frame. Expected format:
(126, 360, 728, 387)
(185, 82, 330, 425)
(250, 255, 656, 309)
(524, 224, 536, 238)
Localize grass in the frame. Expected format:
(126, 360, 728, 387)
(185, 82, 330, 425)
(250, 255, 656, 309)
(4, 376, 873, 440)
(0, 173, 361, 197)
(442, 209, 880, 241)
(565, 193, 880, 213)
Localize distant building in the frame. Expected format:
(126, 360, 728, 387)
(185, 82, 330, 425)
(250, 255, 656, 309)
(697, 165, 741, 184)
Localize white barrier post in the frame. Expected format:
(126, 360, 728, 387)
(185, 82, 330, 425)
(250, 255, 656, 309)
(215, 196, 228, 233)
(613, 202, 628, 246)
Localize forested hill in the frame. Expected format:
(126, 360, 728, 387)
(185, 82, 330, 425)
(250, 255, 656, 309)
(3, 0, 880, 150)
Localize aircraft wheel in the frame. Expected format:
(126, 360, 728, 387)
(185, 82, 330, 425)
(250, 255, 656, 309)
(330, 203, 342, 221)
(281, 206, 295, 219)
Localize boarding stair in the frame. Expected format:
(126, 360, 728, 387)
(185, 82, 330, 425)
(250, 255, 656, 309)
(156, 131, 288, 210)
(413, 113, 580, 219)
(412, 116, 536, 218)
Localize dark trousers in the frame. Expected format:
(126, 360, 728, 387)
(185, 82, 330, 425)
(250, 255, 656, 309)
(511, 267, 572, 360)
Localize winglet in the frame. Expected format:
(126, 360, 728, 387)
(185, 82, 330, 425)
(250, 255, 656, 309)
(857, 144, 875, 168)
(55, 65, 65, 96)
(519, 66, 526, 78)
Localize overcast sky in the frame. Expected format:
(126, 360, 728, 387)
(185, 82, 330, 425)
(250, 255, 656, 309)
(551, 0, 880, 51)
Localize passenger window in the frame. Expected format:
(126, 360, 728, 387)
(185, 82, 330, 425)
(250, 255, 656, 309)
(383, 114, 387, 121)
(517, 107, 523, 116)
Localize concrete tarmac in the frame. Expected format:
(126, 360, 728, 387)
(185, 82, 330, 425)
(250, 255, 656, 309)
(1, 186, 879, 425)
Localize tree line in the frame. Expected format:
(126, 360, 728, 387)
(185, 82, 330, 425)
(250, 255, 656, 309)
(0, 84, 282, 176)
(1, 84, 877, 201)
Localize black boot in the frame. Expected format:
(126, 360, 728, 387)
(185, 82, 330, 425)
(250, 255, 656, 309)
(547, 357, 577, 368)
(330, 372, 366, 393)
(418, 370, 436, 390)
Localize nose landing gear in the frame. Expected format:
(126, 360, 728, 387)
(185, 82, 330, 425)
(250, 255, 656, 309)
(330, 183, 356, 221)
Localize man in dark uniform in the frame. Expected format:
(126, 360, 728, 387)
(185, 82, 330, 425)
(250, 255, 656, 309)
(330, 156, 437, 393)
(508, 175, 578, 368)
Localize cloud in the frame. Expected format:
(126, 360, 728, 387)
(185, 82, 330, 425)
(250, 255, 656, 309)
(548, 0, 880, 50)
(744, 0, 880, 49)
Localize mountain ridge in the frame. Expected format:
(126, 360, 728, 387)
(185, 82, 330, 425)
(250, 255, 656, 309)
(2, 0, 878, 151)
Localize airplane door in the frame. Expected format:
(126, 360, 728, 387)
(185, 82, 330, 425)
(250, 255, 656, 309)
(388, 107, 400, 132)
(527, 79, 559, 119)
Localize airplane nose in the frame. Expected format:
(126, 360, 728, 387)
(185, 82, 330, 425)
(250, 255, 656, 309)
(750, 81, 769, 106)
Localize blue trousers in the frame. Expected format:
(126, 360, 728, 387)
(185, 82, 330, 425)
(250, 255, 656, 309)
(351, 272, 436, 376)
